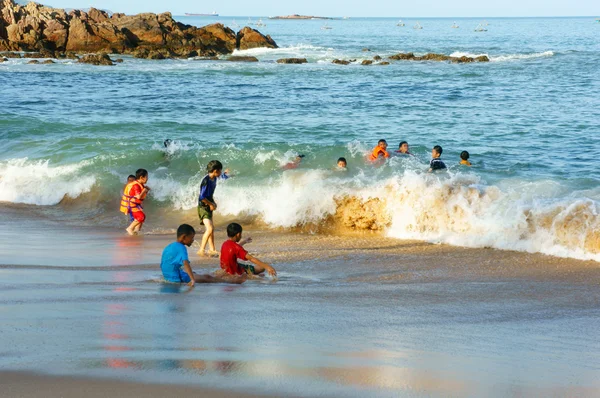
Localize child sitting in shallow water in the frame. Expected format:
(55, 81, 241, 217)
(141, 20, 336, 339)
(215, 222, 277, 282)
(160, 224, 244, 286)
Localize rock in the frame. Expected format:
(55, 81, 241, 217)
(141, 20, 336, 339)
(27, 59, 39, 64)
(226, 55, 258, 62)
(236, 26, 277, 50)
(0, 51, 21, 58)
(66, 10, 129, 53)
(41, 59, 54, 63)
(114, 58, 123, 63)
(147, 50, 167, 59)
(0, 1, 275, 57)
(0, 57, 7, 62)
(475, 55, 490, 62)
(276, 57, 307, 64)
(332, 59, 350, 65)
(361, 60, 373, 65)
(373, 55, 381, 61)
(194, 56, 219, 61)
(389, 52, 415, 60)
(378, 61, 390, 65)
(362, 48, 370, 52)
(416, 53, 451, 61)
(451, 56, 474, 63)
(77, 53, 114, 65)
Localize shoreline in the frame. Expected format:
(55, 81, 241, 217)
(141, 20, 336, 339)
(0, 371, 294, 398)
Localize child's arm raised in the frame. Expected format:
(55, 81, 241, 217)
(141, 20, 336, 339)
(246, 254, 277, 277)
(183, 260, 195, 287)
(239, 237, 253, 246)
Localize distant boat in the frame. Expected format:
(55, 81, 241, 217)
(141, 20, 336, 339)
(185, 11, 218, 16)
(321, 23, 333, 30)
(343, 16, 350, 20)
(413, 21, 423, 30)
(396, 19, 405, 27)
(451, 21, 459, 28)
(256, 18, 266, 27)
(474, 23, 487, 32)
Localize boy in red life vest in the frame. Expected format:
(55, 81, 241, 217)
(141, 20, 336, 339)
(369, 139, 390, 161)
(120, 168, 150, 235)
(216, 222, 277, 281)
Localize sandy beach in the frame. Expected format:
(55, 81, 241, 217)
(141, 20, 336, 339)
(1, 204, 600, 397)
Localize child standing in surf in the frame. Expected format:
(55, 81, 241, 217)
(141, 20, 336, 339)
(197, 160, 223, 256)
(120, 168, 150, 235)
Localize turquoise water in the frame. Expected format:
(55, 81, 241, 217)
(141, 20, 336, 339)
(1, 17, 599, 260)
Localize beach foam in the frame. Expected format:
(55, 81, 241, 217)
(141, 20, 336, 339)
(0, 158, 96, 205)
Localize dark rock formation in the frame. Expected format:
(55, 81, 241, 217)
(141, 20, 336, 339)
(0, 0, 277, 58)
(236, 26, 277, 50)
(77, 53, 114, 65)
(388, 52, 490, 63)
(41, 59, 53, 63)
(27, 59, 38, 64)
(0, 51, 21, 57)
(332, 59, 351, 65)
(373, 55, 381, 61)
(378, 61, 390, 65)
(114, 58, 123, 63)
(276, 57, 307, 64)
(361, 60, 373, 65)
(0, 56, 6, 62)
(227, 55, 258, 62)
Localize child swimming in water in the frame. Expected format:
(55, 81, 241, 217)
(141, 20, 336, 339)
(161, 224, 244, 286)
(369, 139, 389, 160)
(336, 157, 347, 170)
(395, 141, 414, 156)
(282, 154, 305, 170)
(216, 222, 277, 282)
(460, 151, 472, 166)
(429, 145, 447, 172)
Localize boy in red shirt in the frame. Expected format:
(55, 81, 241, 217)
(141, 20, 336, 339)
(218, 223, 277, 279)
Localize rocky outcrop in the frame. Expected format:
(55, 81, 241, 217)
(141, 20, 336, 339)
(276, 57, 307, 64)
(361, 60, 373, 65)
(227, 55, 258, 62)
(388, 52, 490, 63)
(77, 53, 114, 65)
(0, 0, 277, 57)
(236, 26, 277, 50)
(373, 55, 381, 61)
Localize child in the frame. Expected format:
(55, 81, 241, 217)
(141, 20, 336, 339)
(161, 224, 244, 286)
(336, 157, 347, 170)
(395, 141, 414, 156)
(460, 151, 472, 166)
(282, 154, 305, 170)
(429, 145, 447, 172)
(369, 139, 389, 160)
(120, 169, 150, 235)
(217, 222, 277, 280)
(197, 160, 223, 256)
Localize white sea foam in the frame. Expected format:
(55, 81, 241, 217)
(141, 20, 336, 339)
(148, 168, 600, 262)
(0, 158, 96, 205)
(449, 51, 555, 62)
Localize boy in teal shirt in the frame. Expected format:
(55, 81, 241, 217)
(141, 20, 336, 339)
(161, 224, 244, 286)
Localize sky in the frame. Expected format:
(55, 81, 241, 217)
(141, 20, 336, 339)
(35, 0, 599, 17)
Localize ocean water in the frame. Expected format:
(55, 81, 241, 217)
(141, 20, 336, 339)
(1, 17, 600, 260)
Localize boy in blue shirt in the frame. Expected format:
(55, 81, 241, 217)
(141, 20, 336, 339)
(161, 224, 244, 286)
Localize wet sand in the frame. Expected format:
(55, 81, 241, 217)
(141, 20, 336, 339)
(1, 208, 600, 397)
(0, 371, 287, 398)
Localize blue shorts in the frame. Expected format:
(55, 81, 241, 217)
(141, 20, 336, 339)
(163, 269, 191, 284)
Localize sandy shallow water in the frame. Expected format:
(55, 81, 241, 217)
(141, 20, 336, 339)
(1, 208, 599, 397)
